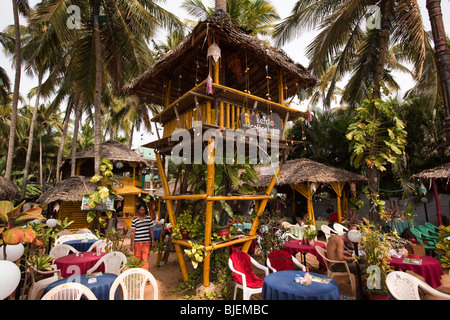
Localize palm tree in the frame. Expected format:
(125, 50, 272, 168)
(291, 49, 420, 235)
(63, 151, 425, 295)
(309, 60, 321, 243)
(273, 0, 429, 108)
(426, 0, 450, 145)
(34, 0, 184, 175)
(182, 0, 280, 36)
(5, 0, 30, 181)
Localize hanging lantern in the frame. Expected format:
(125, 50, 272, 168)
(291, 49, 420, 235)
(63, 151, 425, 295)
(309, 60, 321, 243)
(207, 42, 221, 66)
(206, 75, 214, 95)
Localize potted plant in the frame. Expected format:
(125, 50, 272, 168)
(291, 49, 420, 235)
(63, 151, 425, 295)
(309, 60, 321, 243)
(359, 219, 394, 300)
(303, 225, 318, 246)
(172, 210, 193, 240)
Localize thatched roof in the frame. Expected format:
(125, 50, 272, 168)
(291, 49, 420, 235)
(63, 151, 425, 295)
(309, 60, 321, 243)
(412, 163, 450, 180)
(254, 158, 368, 187)
(123, 17, 316, 108)
(61, 140, 150, 169)
(37, 176, 97, 204)
(0, 177, 19, 201)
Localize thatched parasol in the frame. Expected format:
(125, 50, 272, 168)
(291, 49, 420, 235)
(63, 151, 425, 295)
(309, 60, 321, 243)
(412, 163, 450, 180)
(254, 158, 367, 187)
(255, 158, 367, 224)
(0, 177, 19, 201)
(412, 163, 450, 226)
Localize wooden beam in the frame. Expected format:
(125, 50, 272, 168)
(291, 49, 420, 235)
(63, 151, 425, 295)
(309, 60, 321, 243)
(155, 152, 189, 281)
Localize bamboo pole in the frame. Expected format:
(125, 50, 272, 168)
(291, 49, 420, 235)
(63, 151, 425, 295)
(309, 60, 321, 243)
(219, 101, 224, 127)
(206, 101, 212, 125)
(203, 138, 215, 287)
(330, 182, 345, 223)
(172, 235, 257, 252)
(155, 152, 189, 281)
(163, 194, 208, 200)
(242, 166, 281, 252)
(226, 103, 230, 128)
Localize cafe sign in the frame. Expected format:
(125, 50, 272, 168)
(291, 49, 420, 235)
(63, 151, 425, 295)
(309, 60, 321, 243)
(81, 195, 115, 211)
(240, 112, 282, 137)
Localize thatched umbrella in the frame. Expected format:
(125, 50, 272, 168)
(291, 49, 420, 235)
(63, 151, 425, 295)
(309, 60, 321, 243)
(0, 177, 19, 201)
(412, 163, 450, 226)
(255, 158, 367, 223)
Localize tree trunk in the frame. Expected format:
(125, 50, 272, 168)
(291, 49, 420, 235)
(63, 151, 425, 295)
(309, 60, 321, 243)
(71, 97, 83, 176)
(368, 0, 391, 195)
(93, 0, 103, 175)
(372, 0, 391, 100)
(426, 0, 450, 146)
(215, 0, 227, 16)
(21, 74, 42, 199)
(56, 96, 75, 183)
(5, 0, 22, 181)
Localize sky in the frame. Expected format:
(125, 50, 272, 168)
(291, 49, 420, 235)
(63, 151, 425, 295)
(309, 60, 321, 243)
(0, 0, 449, 148)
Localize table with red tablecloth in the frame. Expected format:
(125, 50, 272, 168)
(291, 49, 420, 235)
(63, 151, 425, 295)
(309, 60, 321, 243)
(389, 256, 444, 289)
(283, 240, 326, 270)
(54, 252, 105, 278)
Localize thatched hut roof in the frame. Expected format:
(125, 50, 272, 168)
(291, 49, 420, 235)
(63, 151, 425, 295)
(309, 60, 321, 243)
(123, 17, 316, 108)
(412, 163, 450, 180)
(0, 177, 19, 201)
(36, 176, 125, 205)
(71, 140, 149, 164)
(37, 176, 97, 204)
(254, 158, 367, 187)
(60, 140, 150, 169)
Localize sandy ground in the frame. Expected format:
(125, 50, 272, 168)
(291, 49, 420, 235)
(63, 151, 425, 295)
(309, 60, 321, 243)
(128, 237, 450, 300)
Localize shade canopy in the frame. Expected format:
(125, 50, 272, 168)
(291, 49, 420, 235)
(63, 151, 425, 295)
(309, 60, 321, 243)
(254, 158, 367, 187)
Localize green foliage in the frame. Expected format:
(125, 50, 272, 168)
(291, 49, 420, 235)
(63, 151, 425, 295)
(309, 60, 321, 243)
(84, 158, 117, 227)
(29, 254, 53, 271)
(126, 256, 146, 268)
(0, 200, 44, 246)
(258, 210, 286, 262)
(346, 88, 407, 172)
(436, 225, 450, 269)
(359, 219, 394, 293)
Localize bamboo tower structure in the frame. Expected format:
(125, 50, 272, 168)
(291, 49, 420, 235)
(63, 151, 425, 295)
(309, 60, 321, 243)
(124, 16, 316, 287)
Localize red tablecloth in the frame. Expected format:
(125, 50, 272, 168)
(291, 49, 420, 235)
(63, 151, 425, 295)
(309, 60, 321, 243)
(283, 240, 326, 270)
(389, 256, 444, 289)
(54, 252, 105, 278)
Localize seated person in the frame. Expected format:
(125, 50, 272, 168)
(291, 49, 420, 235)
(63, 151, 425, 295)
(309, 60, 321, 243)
(326, 233, 360, 274)
(327, 208, 339, 223)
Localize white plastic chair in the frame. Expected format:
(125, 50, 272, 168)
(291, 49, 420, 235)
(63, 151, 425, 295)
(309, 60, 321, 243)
(86, 239, 112, 253)
(41, 282, 97, 300)
(49, 244, 79, 260)
(386, 271, 450, 300)
(333, 223, 348, 235)
(109, 268, 159, 300)
(27, 264, 62, 300)
(315, 245, 356, 297)
(76, 228, 93, 234)
(86, 251, 127, 275)
(321, 225, 337, 241)
(57, 231, 73, 237)
(228, 251, 269, 300)
(54, 234, 78, 245)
